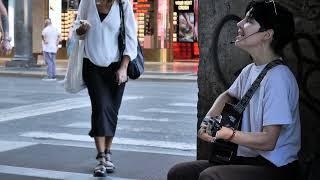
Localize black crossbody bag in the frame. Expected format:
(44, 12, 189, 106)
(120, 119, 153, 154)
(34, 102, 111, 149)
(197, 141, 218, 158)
(118, 0, 144, 79)
(207, 59, 284, 164)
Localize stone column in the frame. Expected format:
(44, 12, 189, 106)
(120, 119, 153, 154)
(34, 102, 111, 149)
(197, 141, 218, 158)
(6, 0, 35, 67)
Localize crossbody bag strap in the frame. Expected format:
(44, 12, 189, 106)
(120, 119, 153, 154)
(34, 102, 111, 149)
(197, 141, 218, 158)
(118, 0, 126, 60)
(233, 59, 285, 113)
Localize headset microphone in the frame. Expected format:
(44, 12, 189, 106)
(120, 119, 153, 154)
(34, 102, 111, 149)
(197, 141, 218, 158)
(230, 31, 262, 44)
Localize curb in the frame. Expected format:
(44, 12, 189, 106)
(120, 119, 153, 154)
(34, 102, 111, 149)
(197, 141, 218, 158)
(0, 70, 197, 82)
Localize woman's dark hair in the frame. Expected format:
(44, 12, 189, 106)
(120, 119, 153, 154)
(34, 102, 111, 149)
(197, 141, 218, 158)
(245, 1, 295, 55)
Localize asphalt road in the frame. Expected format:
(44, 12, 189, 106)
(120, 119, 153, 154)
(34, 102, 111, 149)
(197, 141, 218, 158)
(0, 76, 198, 180)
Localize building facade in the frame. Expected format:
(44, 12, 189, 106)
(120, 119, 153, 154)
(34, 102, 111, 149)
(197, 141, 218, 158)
(6, 0, 199, 63)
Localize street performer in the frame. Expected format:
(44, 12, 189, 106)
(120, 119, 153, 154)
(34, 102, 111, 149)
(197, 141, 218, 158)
(168, 1, 301, 180)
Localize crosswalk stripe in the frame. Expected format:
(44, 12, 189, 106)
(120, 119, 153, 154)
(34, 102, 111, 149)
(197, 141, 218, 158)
(0, 139, 195, 157)
(65, 122, 163, 133)
(0, 96, 143, 123)
(169, 103, 197, 107)
(20, 132, 196, 151)
(141, 108, 196, 115)
(118, 115, 169, 122)
(0, 165, 135, 180)
(0, 140, 37, 152)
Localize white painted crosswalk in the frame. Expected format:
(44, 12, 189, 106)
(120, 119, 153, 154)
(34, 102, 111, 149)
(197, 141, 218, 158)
(65, 122, 163, 133)
(0, 96, 144, 123)
(118, 115, 170, 122)
(141, 108, 196, 115)
(0, 77, 198, 179)
(169, 103, 197, 107)
(0, 96, 197, 165)
(0, 140, 37, 153)
(20, 131, 196, 151)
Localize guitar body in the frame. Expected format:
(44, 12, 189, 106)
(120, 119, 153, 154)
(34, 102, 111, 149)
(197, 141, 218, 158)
(209, 102, 242, 164)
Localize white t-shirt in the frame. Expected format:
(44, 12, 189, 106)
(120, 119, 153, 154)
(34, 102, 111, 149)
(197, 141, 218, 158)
(42, 25, 60, 53)
(77, 0, 137, 67)
(228, 62, 301, 167)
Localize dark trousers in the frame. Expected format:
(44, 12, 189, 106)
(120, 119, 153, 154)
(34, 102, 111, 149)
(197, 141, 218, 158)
(167, 157, 298, 180)
(82, 58, 125, 137)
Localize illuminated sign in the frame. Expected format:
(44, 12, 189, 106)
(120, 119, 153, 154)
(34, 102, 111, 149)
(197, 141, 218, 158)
(174, 0, 193, 11)
(133, 0, 153, 14)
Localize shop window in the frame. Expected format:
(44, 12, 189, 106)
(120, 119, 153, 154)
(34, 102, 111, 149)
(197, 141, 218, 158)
(173, 0, 199, 61)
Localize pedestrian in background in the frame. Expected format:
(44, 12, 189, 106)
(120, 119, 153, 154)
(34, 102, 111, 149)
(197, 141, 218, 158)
(75, 0, 137, 177)
(168, 1, 300, 180)
(0, 0, 12, 55)
(42, 18, 60, 81)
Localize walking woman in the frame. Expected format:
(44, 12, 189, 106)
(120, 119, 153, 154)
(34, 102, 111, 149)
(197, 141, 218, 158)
(168, 1, 300, 180)
(76, 0, 137, 177)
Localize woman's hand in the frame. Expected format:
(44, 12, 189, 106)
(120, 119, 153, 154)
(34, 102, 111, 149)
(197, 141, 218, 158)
(116, 55, 130, 85)
(116, 66, 128, 85)
(76, 20, 91, 36)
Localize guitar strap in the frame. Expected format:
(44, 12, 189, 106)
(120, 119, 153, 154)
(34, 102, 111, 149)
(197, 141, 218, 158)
(233, 59, 285, 116)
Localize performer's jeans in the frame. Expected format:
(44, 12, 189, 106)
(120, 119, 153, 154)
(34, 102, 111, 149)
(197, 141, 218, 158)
(167, 156, 299, 180)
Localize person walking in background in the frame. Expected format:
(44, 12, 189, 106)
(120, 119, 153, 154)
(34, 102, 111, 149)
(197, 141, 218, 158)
(0, 0, 12, 55)
(42, 18, 60, 81)
(75, 0, 137, 177)
(168, 1, 300, 180)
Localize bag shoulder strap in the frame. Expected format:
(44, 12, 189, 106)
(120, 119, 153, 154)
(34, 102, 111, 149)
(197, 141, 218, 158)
(233, 59, 285, 113)
(118, 0, 125, 37)
(118, 0, 126, 57)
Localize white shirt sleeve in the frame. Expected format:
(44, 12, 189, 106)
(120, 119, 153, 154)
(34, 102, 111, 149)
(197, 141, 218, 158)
(77, 0, 88, 20)
(122, 0, 138, 61)
(262, 68, 293, 126)
(74, 0, 88, 40)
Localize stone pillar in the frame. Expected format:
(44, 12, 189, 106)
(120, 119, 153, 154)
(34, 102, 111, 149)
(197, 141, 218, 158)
(6, 0, 35, 67)
(197, 0, 320, 179)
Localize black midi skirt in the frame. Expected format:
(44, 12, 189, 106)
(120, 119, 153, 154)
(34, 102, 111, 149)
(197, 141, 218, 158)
(82, 58, 125, 137)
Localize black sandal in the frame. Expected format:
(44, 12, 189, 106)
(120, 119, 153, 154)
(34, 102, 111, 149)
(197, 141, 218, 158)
(105, 149, 115, 173)
(93, 152, 107, 177)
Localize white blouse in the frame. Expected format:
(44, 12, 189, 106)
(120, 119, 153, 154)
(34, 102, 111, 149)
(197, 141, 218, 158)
(77, 0, 137, 67)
